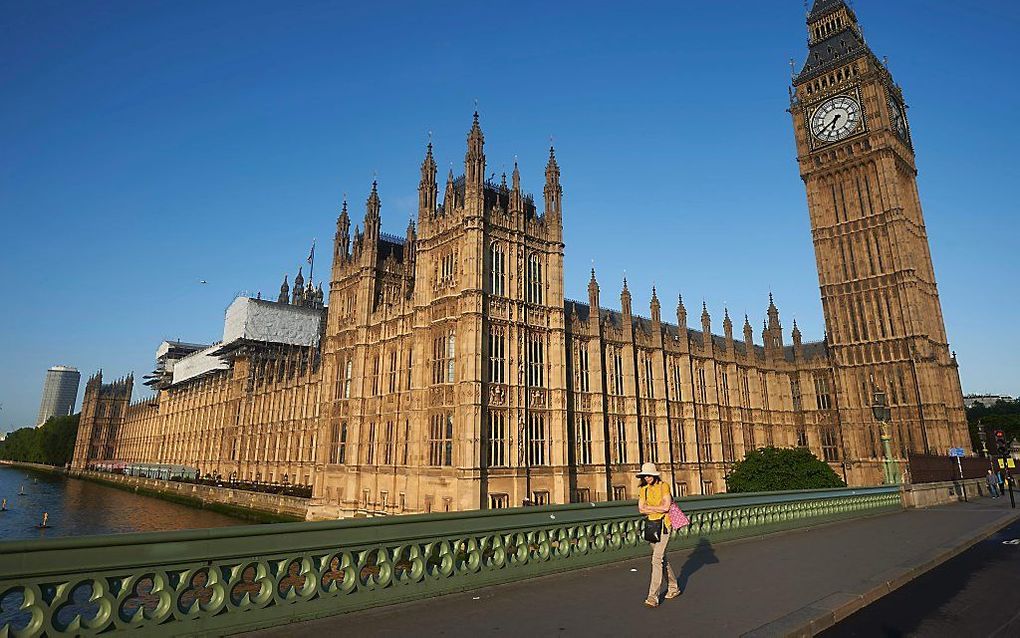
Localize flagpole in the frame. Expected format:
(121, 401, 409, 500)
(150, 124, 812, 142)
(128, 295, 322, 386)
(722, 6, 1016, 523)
(308, 239, 316, 287)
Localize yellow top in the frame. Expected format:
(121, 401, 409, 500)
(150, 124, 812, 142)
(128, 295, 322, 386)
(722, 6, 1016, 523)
(640, 482, 671, 528)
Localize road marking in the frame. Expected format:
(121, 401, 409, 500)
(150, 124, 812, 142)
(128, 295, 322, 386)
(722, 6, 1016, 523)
(1001, 539, 1020, 545)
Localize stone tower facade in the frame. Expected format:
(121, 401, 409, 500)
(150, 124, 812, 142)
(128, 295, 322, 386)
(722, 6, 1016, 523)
(789, 0, 969, 482)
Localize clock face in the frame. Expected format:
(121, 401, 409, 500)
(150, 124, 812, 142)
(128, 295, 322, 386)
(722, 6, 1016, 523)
(888, 98, 908, 139)
(809, 95, 862, 143)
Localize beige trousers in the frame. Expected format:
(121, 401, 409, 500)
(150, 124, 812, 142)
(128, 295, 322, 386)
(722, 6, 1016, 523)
(647, 526, 679, 600)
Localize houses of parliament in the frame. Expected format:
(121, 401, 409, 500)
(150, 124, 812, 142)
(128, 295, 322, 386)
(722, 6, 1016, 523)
(72, 0, 970, 519)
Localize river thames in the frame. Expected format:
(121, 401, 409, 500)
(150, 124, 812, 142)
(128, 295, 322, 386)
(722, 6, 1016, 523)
(0, 465, 246, 541)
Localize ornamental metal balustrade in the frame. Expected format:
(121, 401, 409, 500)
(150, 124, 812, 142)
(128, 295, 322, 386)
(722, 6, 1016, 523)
(0, 486, 900, 637)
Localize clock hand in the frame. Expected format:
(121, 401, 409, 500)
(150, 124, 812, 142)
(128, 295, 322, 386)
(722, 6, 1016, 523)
(828, 114, 842, 131)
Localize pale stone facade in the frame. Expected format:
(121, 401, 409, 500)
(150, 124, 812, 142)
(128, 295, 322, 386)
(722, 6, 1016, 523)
(72, 0, 970, 519)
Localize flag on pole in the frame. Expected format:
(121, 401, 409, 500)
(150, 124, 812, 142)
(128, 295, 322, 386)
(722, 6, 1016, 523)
(307, 239, 316, 265)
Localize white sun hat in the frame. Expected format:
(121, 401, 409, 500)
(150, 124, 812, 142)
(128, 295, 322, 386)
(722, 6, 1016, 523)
(636, 462, 660, 478)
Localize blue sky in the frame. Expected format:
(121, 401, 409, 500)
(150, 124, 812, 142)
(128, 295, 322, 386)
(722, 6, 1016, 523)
(1, 1, 1018, 432)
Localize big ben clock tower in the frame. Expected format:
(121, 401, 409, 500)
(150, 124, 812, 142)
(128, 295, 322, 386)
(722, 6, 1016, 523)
(790, 0, 969, 477)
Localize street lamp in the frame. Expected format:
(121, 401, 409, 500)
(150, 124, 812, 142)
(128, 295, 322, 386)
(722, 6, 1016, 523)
(871, 388, 899, 485)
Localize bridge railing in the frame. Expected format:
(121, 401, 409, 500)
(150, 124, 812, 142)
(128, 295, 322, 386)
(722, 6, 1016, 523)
(0, 486, 900, 637)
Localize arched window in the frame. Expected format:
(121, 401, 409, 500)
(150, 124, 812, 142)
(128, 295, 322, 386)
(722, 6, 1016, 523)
(527, 253, 543, 304)
(490, 242, 505, 296)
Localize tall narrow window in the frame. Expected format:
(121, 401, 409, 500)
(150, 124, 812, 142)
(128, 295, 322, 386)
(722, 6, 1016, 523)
(742, 423, 755, 453)
(401, 420, 410, 465)
(643, 419, 658, 463)
(612, 349, 624, 396)
(490, 242, 505, 296)
(697, 367, 708, 403)
(383, 421, 394, 465)
(489, 327, 505, 384)
(760, 372, 770, 412)
(388, 350, 398, 393)
(528, 333, 544, 387)
(721, 424, 735, 462)
(615, 418, 628, 464)
(672, 360, 683, 398)
(643, 354, 654, 398)
(343, 359, 353, 399)
(527, 413, 547, 466)
(577, 343, 590, 392)
(673, 418, 687, 463)
(814, 375, 832, 410)
(428, 413, 454, 466)
(488, 411, 506, 467)
(366, 422, 377, 465)
(576, 415, 592, 465)
(371, 356, 381, 396)
(790, 375, 802, 411)
(447, 330, 456, 383)
(699, 422, 713, 462)
(527, 253, 544, 304)
(821, 427, 840, 461)
(721, 371, 730, 405)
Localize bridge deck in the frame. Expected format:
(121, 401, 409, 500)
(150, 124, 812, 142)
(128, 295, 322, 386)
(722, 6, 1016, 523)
(245, 498, 1018, 637)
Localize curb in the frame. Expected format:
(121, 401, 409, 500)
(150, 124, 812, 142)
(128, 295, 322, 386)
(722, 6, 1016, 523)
(741, 507, 1020, 638)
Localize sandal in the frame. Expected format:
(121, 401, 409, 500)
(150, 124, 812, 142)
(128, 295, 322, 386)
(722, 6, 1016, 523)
(644, 597, 659, 608)
(665, 589, 682, 599)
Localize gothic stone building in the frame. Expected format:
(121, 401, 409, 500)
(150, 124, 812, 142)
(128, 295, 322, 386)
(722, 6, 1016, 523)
(72, 0, 970, 519)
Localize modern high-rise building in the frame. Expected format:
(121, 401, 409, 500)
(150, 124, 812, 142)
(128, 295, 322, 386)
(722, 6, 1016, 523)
(36, 365, 81, 426)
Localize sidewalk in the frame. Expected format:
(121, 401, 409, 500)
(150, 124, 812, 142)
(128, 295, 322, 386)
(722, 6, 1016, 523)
(244, 498, 1018, 638)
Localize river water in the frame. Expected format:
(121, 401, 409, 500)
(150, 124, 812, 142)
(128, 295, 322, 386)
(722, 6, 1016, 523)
(0, 465, 246, 542)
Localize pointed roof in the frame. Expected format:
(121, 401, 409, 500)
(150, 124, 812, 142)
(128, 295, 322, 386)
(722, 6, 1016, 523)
(797, 0, 871, 84)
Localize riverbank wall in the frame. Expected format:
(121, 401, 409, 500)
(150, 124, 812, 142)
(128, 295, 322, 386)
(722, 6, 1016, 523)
(0, 460, 308, 523)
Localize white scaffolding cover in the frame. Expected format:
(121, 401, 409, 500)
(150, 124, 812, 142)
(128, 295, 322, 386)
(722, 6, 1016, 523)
(171, 345, 229, 385)
(222, 297, 322, 348)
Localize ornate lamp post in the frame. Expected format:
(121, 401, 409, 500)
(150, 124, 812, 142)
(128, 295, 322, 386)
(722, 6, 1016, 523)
(872, 388, 899, 484)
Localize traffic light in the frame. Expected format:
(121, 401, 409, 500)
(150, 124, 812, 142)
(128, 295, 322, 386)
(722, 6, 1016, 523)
(995, 429, 1008, 456)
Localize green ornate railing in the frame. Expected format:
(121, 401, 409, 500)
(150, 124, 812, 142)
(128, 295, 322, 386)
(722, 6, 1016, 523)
(0, 486, 900, 637)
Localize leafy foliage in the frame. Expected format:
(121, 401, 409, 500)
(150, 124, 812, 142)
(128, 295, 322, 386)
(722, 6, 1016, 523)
(967, 399, 1020, 451)
(0, 414, 79, 466)
(725, 446, 845, 493)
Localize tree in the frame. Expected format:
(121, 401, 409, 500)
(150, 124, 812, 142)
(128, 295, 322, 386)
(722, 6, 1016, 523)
(0, 414, 79, 466)
(967, 399, 1020, 452)
(725, 446, 845, 493)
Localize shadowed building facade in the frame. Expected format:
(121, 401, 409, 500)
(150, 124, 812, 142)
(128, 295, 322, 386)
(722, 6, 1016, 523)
(71, 0, 969, 519)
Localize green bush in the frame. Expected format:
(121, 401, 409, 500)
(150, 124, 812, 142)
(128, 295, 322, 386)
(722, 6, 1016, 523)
(725, 446, 845, 493)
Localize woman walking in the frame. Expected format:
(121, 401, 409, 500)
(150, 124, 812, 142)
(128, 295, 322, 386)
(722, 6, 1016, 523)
(637, 462, 681, 608)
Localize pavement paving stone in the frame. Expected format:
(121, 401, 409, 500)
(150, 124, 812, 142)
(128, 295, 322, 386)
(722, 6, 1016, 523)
(242, 498, 1019, 638)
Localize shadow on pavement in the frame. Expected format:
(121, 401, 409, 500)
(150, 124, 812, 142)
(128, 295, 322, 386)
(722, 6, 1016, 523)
(678, 537, 719, 592)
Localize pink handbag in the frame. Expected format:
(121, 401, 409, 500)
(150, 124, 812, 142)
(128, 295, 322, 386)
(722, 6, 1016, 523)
(668, 503, 689, 529)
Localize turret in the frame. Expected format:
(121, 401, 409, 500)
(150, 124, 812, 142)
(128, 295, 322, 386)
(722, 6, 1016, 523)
(723, 308, 734, 349)
(419, 142, 438, 216)
(510, 160, 523, 213)
(443, 168, 456, 215)
(743, 314, 754, 353)
(701, 303, 712, 341)
(364, 181, 381, 242)
(544, 146, 561, 218)
(650, 286, 661, 325)
(587, 268, 600, 325)
(278, 275, 290, 304)
(792, 319, 803, 359)
(334, 199, 350, 262)
(620, 277, 632, 318)
(464, 112, 485, 194)
(676, 294, 687, 328)
(292, 268, 304, 305)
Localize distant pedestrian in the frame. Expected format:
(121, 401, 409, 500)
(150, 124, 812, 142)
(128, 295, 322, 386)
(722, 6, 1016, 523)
(987, 470, 1000, 498)
(637, 462, 681, 608)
